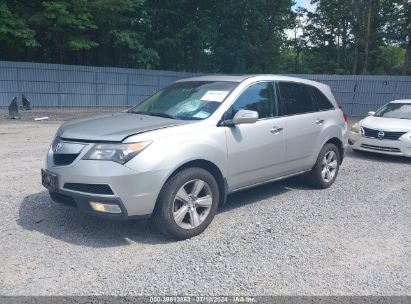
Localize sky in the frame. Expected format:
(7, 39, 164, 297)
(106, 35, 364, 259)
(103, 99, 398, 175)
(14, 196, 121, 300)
(293, 0, 316, 11)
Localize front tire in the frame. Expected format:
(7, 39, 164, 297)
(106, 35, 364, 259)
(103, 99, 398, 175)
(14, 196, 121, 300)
(307, 143, 341, 189)
(152, 167, 220, 240)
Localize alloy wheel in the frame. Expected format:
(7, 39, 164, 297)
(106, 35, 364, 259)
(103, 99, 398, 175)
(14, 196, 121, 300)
(172, 179, 213, 229)
(321, 150, 338, 182)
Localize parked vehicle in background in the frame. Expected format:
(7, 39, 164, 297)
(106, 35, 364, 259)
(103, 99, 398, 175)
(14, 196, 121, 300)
(42, 75, 347, 239)
(348, 100, 411, 157)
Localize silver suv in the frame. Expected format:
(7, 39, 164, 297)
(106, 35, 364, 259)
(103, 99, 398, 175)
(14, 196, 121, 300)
(42, 75, 347, 239)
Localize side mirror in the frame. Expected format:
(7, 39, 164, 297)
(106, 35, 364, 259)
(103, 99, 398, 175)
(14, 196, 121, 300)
(367, 111, 375, 116)
(232, 109, 259, 125)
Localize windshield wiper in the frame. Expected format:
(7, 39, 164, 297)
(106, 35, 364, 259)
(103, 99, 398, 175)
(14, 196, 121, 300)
(131, 111, 177, 120)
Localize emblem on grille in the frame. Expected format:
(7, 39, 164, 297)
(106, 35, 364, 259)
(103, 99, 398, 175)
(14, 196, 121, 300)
(377, 131, 385, 139)
(52, 141, 63, 152)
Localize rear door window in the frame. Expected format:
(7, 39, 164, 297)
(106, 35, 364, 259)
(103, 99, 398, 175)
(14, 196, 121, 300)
(276, 82, 317, 116)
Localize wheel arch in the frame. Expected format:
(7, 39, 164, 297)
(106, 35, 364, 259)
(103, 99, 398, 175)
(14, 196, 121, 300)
(158, 159, 228, 208)
(324, 137, 344, 164)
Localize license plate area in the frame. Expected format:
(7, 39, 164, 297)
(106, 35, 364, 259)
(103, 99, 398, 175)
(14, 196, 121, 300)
(41, 169, 58, 191)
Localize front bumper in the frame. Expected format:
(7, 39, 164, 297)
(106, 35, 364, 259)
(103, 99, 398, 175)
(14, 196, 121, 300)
(348, 131, 411, 157)
(44, 154, 169, 218)
(48, 188, 134, 219)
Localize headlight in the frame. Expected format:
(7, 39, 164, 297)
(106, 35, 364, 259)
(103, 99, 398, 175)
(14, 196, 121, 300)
(350, 123, 360, 133)
(83, 141, 152, 164)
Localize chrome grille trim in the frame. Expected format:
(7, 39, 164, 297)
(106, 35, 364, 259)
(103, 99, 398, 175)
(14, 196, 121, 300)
(51, 137, 88, 166)
(362, 127, 406, 141)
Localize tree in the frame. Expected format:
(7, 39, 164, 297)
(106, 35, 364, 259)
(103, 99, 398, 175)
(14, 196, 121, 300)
(199, 0, 292, 73)
(350, 0, 387, 75)
(288, 8, 308, 72)
(88, 0, 158, 68)
(26, 0, 98, 63)
(0, 0, 37, 60)
(145, 0, 293, 73)
(300, 0, 352, 74)
(144, 0, 211, 71)
(292, 0, 409, 75)
(383, 0, 411, 74)
(0, 0, 408, 74)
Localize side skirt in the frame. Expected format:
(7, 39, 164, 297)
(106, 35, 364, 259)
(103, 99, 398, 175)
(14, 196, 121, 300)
(228, 170, 309, 194)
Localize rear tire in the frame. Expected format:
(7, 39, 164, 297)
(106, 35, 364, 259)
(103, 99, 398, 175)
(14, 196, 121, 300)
(152, 167, 219, 240)
(307, 143, 341, 189)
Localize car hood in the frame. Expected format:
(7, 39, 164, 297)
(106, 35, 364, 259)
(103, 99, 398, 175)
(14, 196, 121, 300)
(57, 112, 193, 142)
(361, 116, 411, 131)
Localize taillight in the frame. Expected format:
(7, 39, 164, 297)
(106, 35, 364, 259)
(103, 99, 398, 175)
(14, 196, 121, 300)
(338, 103, 347, 122)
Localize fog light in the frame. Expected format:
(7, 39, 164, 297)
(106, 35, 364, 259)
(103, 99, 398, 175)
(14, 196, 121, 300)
(90, 202, 122, 214)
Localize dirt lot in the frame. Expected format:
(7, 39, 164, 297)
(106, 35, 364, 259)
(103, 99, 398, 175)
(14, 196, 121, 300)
(0, 109, 410, 296)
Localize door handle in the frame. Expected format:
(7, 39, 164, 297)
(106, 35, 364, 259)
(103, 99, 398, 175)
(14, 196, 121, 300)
(270, 126, 283, 134)
(315, 119, 325, 125)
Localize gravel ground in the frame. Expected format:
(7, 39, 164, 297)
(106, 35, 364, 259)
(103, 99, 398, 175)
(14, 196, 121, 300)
(0, 109, 410, 296)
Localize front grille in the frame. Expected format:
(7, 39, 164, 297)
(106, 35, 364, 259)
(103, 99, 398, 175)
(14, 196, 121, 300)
(49, 191, 77, 208)
(63, 183, 114, 195)
(360, 144, 401, 153)
(362, 127, 406, 140)
(53, 153, 79, 166)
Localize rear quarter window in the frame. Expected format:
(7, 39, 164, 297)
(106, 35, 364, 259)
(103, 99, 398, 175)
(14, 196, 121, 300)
(312, 87, 335, 111)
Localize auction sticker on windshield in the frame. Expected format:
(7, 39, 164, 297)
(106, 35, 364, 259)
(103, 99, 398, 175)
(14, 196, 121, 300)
(200, 91, 229, 102)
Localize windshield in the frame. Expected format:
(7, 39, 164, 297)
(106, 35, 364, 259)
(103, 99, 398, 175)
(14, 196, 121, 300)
(128, 81, 238, 120)
(374, 103, 411, 120)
